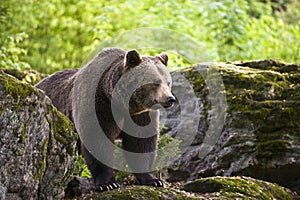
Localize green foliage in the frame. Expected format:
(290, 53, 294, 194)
(276, 0, 300, 24)
(0, 0, 299, 74)
(0, 33, 31, 69)
(73, 155, 91, 178)
(155, 134, 181, 179)
(0, 0, 31, 70)
(115, 134, 181, 183)
(115, 170, 135, 185)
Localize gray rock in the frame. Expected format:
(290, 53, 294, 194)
(0, 73, 77, 199)
(165, 60, 300, 194)
(80, 176, 299, 200)
(181, 176, 299, 200)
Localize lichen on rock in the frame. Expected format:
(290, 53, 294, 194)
(165, 59, 300, 194)
(0, 72, 77, 199)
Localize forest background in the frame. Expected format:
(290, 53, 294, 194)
(0, 0, 299, 74)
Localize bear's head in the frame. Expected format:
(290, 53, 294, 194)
(121, 50, 176, 115)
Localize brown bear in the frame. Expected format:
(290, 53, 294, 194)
(35, 48, 176, 191)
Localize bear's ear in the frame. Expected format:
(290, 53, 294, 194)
(125, 50, 142, 69)
(158, 52, 168, 66)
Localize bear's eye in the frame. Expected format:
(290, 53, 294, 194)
(167, 82, 171, 86)
(153, 80, 161, 86)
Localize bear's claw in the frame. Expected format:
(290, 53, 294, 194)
(140, 179, 164, 187)
(152, 179, 164, 187)
(95, 181, 120, 192)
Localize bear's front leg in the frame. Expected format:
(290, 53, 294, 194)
(122, 111, 163, 187)
(122, 132, 163, 187)
(81, 144, 119, 191)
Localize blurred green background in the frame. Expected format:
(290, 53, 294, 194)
(1, 0, 299, 74)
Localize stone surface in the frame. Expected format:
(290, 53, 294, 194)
(0, 71, 77, 199)
(77, 176, 299, 200)
(165, 59, 300, 194)
(182, 176, 299, 200)
(80, 185, 198, 200)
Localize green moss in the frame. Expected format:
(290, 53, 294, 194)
(234, 59, 300, 73)
(1, 68, 26, 80)
(211, 62, 299, 135)
(0, 73, 38, 99)
(256, 139, 292, 158)
(73, 155, 91, 178)
(49, 106, 77, 156)
(1, 68, 46, 85)
(182, 176, 297, 200)
(21, 117, 31, 143)
(34, 139, 48, 181)
(184, 67, 206, 93)
(81, 177, 298, 199)
(287, 73, 300, 84)
(183, 66, 211, 120)
(183, 62, 299, 125)
(174, 60, 300, 195)
(86, 186, 199, 200)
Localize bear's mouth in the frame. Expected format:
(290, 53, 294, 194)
(150, 101, 175, 110)
(161, 102, 175, 109)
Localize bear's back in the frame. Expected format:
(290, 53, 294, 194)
(35, 69, 78, 120)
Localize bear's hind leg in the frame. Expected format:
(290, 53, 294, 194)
(81, 144, 119, 191)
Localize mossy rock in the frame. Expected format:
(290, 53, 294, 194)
(80, 186, 200, 200)
(232, 59, 299, 73)
(0, 70, 39, 100)
(165, 59, 300, 194)
(182, 176, 300, 200)
(0, 68, 46, 85)
(0, 73, 78, 199)
(70, 176, 299, 200)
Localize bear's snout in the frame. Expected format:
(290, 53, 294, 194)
(160, 95, 176, 109)
(165, 96, 176, 107)
(167, 96, 176, 104)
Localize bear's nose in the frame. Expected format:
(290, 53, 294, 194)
(167, 96, 176, 104)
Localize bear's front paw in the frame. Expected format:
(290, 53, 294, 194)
(143, 178, 164, 187)
(136, 173, 164, 187)
(95, 181, 119, 192)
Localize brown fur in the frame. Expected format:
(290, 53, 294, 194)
(35, 48, 174, 191)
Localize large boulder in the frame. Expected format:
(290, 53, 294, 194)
(0, 71, 77, 199)
(166, 60, 300, 194)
